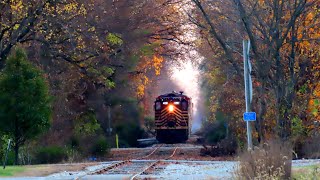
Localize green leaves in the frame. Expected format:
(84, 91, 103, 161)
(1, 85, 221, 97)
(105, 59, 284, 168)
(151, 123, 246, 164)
(74, 111, 101, 136)
(292, 117, 306, 137)
(86, 66, 115, 89)
(0, 48, 52, 159)
(140, 42, 160, 57)
(106, 33, 123, 46)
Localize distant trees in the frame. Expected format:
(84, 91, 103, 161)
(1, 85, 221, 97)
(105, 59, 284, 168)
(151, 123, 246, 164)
(0, 49, 52, 164)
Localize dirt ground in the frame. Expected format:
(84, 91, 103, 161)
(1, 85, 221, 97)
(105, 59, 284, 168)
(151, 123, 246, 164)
(107, 147, 233, 161)
(12, 162, 99, 177)
(10, 147, 230, 177)
(8, 136, 231, 177)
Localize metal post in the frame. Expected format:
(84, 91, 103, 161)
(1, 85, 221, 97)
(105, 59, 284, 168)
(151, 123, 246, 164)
(116, 134, 119, 149)
(243, 40, 253, 150)
(107, 105, 111, 136)
(3, 139, 11, 169)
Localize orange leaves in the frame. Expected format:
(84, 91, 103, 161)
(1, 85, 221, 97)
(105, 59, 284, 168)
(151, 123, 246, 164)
(308, 84, 320, 119)
(131, 55, 164, 99)
(153, 55, 163, 76)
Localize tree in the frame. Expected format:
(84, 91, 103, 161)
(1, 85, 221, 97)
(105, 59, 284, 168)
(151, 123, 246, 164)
(0, 48, 52, 164)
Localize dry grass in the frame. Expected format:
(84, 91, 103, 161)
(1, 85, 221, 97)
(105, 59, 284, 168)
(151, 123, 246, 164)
(235, 140, 292, 180)
(292, 164, 320, 180)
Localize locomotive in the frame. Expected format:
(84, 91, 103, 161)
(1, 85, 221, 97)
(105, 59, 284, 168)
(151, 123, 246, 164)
(154, 91, 192, 143)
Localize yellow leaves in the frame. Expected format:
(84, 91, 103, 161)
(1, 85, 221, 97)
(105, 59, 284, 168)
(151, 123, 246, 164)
(10, 0, 23, 12)
(88, 26, 96, 32)
(63, 3, 78, 13)
(51, 2, 87, 18)
(9, 0, 27, 19)
(153, 55, 163, 75)
(135, 75, 149, 98)
(79, 63, 86, 68)
(13, 24, 20, 30)
(137, 84, 145, 98)
(79, 4, 87, 15)
(76, 36, 86, 49)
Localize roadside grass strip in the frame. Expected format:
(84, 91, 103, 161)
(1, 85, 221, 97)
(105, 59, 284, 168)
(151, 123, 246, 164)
(0, 166, 26, 176)
(292, 164, 320, 180)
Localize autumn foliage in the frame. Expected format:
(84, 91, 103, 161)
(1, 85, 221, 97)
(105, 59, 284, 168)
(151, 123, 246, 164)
(192, 0, 320, 152)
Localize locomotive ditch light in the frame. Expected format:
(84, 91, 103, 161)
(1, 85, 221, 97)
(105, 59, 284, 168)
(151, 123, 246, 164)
(173, 102, 180, 105)
(168, 104, 174, 112)
(163, 102, 168, 105)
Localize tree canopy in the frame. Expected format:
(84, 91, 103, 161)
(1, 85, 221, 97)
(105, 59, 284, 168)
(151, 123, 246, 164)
(0, 48, 52, 164)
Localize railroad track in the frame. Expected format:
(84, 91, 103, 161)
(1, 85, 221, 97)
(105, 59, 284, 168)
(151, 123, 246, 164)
(83, 144, 179, 179)
(130, 146, 179, 180)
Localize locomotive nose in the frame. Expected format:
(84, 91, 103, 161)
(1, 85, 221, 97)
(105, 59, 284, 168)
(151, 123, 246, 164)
(167, 118, 176, 127)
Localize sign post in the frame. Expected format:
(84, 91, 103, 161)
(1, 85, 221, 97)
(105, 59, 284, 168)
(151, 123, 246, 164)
(243, 40, 253, 150)
(3, 139, 11, 169)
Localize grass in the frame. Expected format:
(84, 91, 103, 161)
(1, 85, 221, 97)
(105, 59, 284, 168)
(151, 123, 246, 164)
(0, 166, 26, 176)
(292, 164, 320, 180)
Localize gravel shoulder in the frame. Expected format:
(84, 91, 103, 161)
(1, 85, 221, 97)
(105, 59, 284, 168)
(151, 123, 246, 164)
(2, 159, 320, 179)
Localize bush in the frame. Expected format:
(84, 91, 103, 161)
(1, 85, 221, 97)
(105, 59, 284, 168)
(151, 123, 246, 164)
(144, 116, 155, 136)
(235, 140, 292, 179)
(1, 151, 15, 166)
(301, 134, 320, 159)
(115, 123, 144, 147)
(202, 112, 228, 144)
(34, 146, 67, 164)
(200, 136, 237, 157)
(65, 148, 81, 163)
(91, 136, 110, 157)
(69, 136, 80, 150)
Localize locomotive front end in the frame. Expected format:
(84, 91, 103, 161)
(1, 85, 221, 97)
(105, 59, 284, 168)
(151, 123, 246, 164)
(154, 91, 192, 143)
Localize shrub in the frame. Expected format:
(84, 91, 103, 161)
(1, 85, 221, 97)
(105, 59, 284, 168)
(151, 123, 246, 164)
(200, 136, 237, 157)
(34, 146, 67, 164)
(65, 148, 81, 163)
(301, 134, 320, 159)
(69, 136, 80, 150)
(201, 119, 227, 144)
(144, 116, 155, 136)
(1, 151, 15, 166)
(235, 139, 292, 179)
(91, 136, 110, 157)
(115, 123, 144, 147)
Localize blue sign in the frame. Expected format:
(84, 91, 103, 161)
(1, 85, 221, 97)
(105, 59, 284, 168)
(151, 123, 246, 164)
(243, 112, 256, 121)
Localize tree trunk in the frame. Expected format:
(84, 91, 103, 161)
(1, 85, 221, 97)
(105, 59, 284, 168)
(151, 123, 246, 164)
(256, 82, 267, 142)
(14, 117, 19, 165)
(14, 145, 19, 165)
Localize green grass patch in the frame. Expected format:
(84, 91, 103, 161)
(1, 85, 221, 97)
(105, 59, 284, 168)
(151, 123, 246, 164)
(0, 166, 26, 176)
(292, 164, 320, 180)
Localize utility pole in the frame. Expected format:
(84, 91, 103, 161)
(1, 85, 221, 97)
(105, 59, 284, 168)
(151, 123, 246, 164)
(243, 40, 253, 150)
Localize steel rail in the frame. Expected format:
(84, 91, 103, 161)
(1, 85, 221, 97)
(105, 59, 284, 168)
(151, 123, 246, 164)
(79, 143, 164, 178)
(130, 146, 179, 180)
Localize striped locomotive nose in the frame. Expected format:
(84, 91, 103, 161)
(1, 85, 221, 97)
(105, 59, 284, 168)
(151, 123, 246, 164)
(167, 117, 176, 127)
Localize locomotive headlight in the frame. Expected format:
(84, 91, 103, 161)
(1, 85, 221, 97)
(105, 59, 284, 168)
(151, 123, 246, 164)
(168, 105, 174, 112)
(173, 102, 180, 105)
